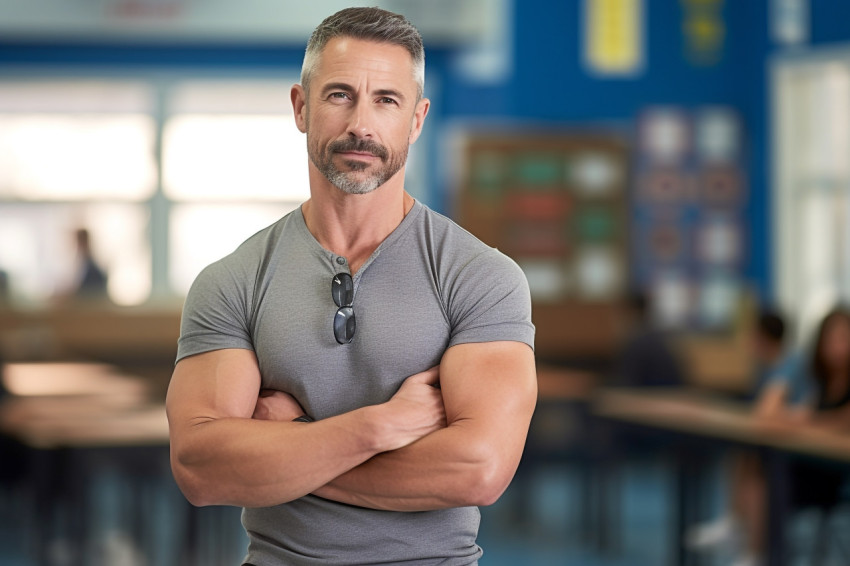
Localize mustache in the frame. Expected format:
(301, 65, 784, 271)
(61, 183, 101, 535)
(328, 138, 388, 160)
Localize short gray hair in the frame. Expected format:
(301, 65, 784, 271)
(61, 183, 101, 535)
(301, 7, 425, 100)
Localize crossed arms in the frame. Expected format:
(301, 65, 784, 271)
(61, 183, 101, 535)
(166, 340, 537, 511)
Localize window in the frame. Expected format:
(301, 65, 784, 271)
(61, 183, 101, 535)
(0, 75, 310, 306)
(774, 55, 850, 339)
(0, 80, 156, 306)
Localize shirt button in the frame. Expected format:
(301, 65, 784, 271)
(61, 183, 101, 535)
(336, 257, 346, 265)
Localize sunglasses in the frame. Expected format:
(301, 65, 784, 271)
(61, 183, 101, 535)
(332, 272, 356, 344)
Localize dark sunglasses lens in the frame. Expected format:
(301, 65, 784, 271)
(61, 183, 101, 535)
(332, 273, 354, 307)
(334, 306, 356, 344)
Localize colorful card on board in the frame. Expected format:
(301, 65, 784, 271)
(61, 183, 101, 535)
(570, 151, 622, 197)
(695, 107, 740, 164)
(638, 168, 692, 204)
(638, 108, 691, 166)
(513, 152, 564, 187)
(470, 150, 507, 201)
(700, 167, 745, 207)
(575, 246, 624, 300)
(505, 193, 572, 221)
(575, 206, 617, 243)
(696, 214, 742, 266)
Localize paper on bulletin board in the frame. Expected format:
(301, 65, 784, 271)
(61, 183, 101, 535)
(771, 0, 808, 46)
(583, 0, 644, 76)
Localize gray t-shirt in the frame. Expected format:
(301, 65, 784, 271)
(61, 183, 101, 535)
(177, 200, 535, 565)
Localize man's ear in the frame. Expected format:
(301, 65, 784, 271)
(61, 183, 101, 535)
(291, 84, 308, 133)
(408, 97, 430, 145)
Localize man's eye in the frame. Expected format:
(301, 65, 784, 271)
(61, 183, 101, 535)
(379, 97, 398, 105)
(329, 92, 350, 100)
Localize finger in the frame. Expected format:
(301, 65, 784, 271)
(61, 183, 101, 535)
(406, 366, 440, 386)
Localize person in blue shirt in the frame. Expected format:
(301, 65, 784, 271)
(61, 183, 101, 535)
(687, 307, 800, 565)
(689, 305, 850, 566)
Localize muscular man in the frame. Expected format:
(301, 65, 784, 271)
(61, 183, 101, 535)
(166, 7, 537, 565)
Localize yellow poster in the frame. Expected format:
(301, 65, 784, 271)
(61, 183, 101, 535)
(584, 0, 644, 76)
(682, 0, 725, 65)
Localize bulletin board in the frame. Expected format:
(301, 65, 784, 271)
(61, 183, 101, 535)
(453, 132, 630, 360)
(632, 106, 748, 332)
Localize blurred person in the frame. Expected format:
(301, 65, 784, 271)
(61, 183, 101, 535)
(748, 308, 810, 409)
(0, 269, 9, 305)
(688, 306, 850, 566)
(166, 7, 536, 566)
(611, 291, 686, 387)
(71, 228, 108, 299)
(54, 227, 109, 303)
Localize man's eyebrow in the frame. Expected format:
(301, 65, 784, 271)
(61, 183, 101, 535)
(320, 83, 406, 101)
(321, 82, 354, 95)
(375, 89, 406, 101)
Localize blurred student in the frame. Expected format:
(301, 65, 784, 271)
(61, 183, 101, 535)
(746, 308, 810, 406)
(611, 291, 685, 387)
(689, 306, 850, 566)
(71, 228, 108, 299)
(0, 269, 9, 306)
(54, 228, 109, 304)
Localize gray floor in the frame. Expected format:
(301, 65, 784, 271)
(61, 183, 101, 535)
(0, 444, 843, 565)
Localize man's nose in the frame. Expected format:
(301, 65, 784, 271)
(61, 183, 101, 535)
(346, 100, 375, 138)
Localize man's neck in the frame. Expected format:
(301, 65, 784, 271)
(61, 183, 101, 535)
(302, 170, 414, 274)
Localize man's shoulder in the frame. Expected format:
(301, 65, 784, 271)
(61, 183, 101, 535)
(411, 202, 496, 257)
(407, 203, 528, 294)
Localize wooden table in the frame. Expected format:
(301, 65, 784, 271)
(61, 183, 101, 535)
(594, 387, 850, 462)
(0, 361, 171, 565)
(1, 362, 168, 450)
(592, 387, 850, 566)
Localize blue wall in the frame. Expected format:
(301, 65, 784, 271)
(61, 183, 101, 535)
(437, 1, 771, 297)
(437, 0, 850, 301)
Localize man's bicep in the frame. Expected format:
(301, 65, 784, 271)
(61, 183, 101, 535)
(439, 341, 537, 443)
(166, 348, 262, 428)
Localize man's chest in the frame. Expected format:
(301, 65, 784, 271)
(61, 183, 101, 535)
(250, 263, 451, 419)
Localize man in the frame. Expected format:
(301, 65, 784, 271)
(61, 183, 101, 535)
(166, 7, 537, 566)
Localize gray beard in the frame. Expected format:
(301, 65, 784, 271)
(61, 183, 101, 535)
(322, 161, 384, 195)
(307, 135, 408, 195)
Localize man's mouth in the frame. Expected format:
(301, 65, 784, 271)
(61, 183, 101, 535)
(338, 150, 378, 158)
(329, 139, 388, 161)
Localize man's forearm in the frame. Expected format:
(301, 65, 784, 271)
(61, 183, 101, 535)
(171, 407, 387, 508)
(313, 421, 520, 512)
(169, 365, 446, 509)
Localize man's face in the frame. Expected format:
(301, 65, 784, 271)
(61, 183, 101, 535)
(294, 37, 429, 195)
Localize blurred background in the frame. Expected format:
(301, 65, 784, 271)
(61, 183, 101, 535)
(0, 0, 849, 565)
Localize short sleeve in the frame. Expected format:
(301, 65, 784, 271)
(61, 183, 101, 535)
(764, 351, 814, 406)
(445, 248, 535, 350)
(176, 258, 255, 363)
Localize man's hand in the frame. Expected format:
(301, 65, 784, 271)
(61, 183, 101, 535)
(251, 366, 446, 452)
(375, 366, 447, 452)
(253, 389, 307, 422)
